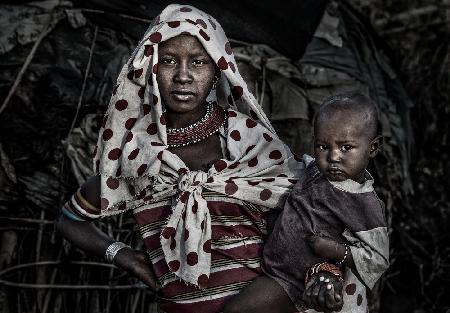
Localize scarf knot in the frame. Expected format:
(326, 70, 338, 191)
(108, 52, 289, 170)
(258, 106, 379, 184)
(177, 170, 209, 194)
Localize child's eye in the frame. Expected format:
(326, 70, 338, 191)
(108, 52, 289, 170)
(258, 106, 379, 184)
(341, 145, 354, 152)
(316, 144, 328, 151)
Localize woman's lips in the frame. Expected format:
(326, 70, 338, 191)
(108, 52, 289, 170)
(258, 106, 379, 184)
(171, 90, 195, 101)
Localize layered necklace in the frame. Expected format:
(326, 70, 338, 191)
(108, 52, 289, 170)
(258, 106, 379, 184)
(167, 101, 227, 148)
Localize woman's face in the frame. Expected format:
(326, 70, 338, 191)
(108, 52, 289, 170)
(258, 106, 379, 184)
(157, 35, 216, 115)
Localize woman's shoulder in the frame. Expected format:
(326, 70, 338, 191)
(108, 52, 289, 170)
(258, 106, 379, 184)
(79, 175, 101, 208)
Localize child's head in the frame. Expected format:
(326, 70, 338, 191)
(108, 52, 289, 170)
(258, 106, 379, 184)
(313, 93, 382, 183)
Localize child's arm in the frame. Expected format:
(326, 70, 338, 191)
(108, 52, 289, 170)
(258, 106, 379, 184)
(308, 236, 355, 268)
(308, 233, 389, 290)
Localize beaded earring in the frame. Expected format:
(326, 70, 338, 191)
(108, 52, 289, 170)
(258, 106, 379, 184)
(212, 75, 219, 90)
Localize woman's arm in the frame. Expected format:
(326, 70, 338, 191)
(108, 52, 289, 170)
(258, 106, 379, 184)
(223, 275, 297, 313)
(56, 176, 160, 291)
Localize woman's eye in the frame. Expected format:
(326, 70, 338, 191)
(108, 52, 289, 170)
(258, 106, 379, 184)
(160, 58, 175, 64)
(193, 59, 207, 65)
(341, 145, 353, 152)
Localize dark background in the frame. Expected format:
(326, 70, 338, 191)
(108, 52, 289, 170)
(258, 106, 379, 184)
(0, 0, 449, 312)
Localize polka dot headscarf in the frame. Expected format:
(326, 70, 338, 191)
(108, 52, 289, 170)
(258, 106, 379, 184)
(93, 4, 306, 287)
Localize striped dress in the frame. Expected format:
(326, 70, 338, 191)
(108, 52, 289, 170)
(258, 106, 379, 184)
(134, 190, 269, 313)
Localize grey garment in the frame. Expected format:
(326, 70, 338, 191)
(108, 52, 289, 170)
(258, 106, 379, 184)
(344, 227, 389, 289)
(262, 162, 389, 309)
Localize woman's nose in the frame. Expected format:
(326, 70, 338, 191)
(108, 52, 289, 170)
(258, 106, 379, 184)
(174, 63, 193, 84)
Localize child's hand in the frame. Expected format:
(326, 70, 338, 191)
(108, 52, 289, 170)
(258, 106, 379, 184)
(308, 235, 354, 267)
(304, 271, 343, 312)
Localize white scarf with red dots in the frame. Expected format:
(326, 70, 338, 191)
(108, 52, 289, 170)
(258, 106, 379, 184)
(93, 4, 306, 287)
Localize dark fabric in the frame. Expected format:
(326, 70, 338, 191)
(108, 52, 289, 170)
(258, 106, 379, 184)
(73, 0, 328, 59)
(262, 162, 386, 308)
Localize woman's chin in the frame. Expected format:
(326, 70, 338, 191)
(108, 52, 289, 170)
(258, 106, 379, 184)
(166, 102, 195, 113)
(165, 98, 206, 114)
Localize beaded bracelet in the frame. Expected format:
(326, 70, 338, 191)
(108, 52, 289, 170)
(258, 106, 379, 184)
(305, 262, 343, 285)
(337, 243, 349, 267)
(105, 242, 130, 263)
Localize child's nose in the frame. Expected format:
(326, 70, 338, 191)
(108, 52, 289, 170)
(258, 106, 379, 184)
(327, 149, 341, 163)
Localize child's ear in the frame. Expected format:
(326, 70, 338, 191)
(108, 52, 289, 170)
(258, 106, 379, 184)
(369, 135, 383, 158)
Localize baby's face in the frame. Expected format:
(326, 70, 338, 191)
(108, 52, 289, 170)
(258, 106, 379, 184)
(314, 111, 377, 183)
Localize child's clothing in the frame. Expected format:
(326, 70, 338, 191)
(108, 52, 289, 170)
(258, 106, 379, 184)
(262, 159, 389, 312)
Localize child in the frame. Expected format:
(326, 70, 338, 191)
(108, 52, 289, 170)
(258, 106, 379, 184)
(224, 93, 390, 313)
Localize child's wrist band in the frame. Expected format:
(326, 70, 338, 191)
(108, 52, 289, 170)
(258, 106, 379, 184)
(337, 244, 349, 266)
(305, 262, 342, 285)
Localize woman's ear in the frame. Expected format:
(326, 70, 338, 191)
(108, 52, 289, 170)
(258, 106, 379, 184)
(369, 135, 383, 158)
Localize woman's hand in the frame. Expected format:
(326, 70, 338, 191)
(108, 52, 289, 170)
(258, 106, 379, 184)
(303, 271, 343, 312)
(114, 247, 161, 292)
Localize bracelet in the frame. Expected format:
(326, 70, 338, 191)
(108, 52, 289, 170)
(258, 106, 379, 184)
(105, 242, 130, 263)
(305, 262, 342, 285)
(337, 244, 349, 267)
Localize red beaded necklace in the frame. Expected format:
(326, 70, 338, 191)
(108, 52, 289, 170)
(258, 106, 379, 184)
(167, 102, 227, 147)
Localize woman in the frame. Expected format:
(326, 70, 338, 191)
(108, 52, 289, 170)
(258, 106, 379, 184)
(58, 4, 343, 312)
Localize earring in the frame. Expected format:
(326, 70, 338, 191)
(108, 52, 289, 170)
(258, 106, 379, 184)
(212, 76, 219, 90)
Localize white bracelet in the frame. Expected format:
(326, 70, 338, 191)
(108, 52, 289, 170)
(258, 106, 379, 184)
(105, 242, 130, 263)
(337, 244, 349, 266)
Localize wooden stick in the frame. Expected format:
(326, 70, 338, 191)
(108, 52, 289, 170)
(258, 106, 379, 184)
(79, 8, 152, 23)
(0, 261, 148, 290)
(67, 25, 99, 138)
(35, 209, 46, 311)
(42, 247, 63, 313)
(374, 5, 439, 27)
(0, 217, 54, 225)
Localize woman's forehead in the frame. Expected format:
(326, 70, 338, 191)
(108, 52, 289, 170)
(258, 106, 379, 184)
(159, 35, 208, 55)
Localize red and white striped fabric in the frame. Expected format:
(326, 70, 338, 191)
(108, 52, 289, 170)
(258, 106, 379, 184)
(134, 190, 268, 312)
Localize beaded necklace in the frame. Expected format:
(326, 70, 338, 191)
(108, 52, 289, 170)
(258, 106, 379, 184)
(167, 102, 227, 148)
